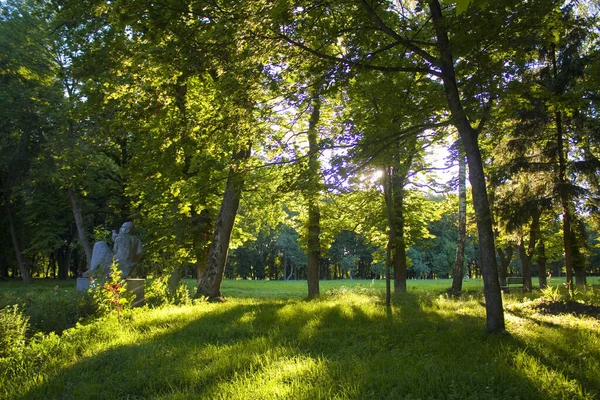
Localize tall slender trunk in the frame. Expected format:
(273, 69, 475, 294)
(69, 187, 92, 269)
(537, 234, 548, 289)
(392, 138, 415, 293)
(550, 44, 580, 288)
(497, 246, 513, 287)
(196, 144, 251, 299)
(518, 240, 532, 292)
(383, 166, 393, 307)
(192, 209, 213, 284)
(6, 200, 31, 283)
(306, 91, 322, 298)
(556, 108, 575, 287)
(574, 263, 587, 286)
(451, 142, 467, 293)
(429, 0, 504, 332)
(392, 169, 407, 293)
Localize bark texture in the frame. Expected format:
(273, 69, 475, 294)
(196, 145, 251, 299)
(306, 90, 322, 298)
(6, 200, 31, 283)
(383, 166, 394, 306)
(392, 165, 408, 293)
(451, 145, 467, 294)
(429, 0, 504, 332)
(192, 208, 213, 284)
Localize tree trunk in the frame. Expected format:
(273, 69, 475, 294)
(391, 157, 411, 293)
(556, 109, 575, 288)
(383, 166, 394, 306)
(306, 90, 322, 299)
(429, 0, 504, 332)
(549, 44, 578, 288)
(574, 267, 587, 287)
(528, 210, 541, 290)
(196, 144, 251, 300)
(192, 208, 213, 284)
(5, 200, 31, 283)
(537, 237, 548, 289)
(497, 246, 513, 287)
(57, 245, 71, 280)
(451, 142, 467, 294)
(518, 240, 532, 292)
(68, 187, 93, 269)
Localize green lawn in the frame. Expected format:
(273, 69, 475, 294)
(1, 277, 599, 399)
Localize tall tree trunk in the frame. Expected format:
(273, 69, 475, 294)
(518, 240, 532, 292)
(392, 139, 414, 293)
(537, 236, 548, 289)
(392, 170, 407, 293)
(529, 210, 541, 289)
(556, 111, 575, 287)
(497, 246, 513, 287)
(383, 166, 394, 306)
(306, 91, 322, 299)
(5, 200, 31, 283)
(429, 0, 504, 332)
(196, 144, 251, 300)
(550, 44, 578, 288)
(451, 142, 467, 294)
(68, 187, 93, 269)
(192, 208, 213, 284)
(517, 212, 540, 292)
(574, 265, 587, 286)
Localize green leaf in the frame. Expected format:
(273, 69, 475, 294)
(455, 0, 472, 15)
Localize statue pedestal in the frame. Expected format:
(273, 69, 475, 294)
(125, 278, 145, 307)
(77, 277, 91, 292)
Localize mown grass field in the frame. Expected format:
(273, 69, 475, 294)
(1, 277, 599, 399)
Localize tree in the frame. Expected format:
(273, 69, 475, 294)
(0, 0, 65, 282)
(451, 139, 467, 293)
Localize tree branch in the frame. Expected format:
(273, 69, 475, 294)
(279, 34, 440, 76)
(357, 0, 441, 68)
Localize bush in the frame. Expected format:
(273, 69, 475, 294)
(0, 304, 29, 358)
(22, 289, 95, 334)
(89, 263, 133, 319)
(0, 285, 96, 336)
(145, 275, 191, 307)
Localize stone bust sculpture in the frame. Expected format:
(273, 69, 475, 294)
(84, 222, 143, 279)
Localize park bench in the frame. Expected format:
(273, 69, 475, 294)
(501, 277, 524, 293)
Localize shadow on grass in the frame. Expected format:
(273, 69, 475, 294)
(503, 308, 600, 397)
(18, 292, 588, 400)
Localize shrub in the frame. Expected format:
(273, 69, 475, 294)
(0, 304, 29, 358)
(145, 275, 192, 307)
(24, 289, 96, 334)
(89, 263, 133, 319)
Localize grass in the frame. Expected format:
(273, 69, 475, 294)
(1, 277, 599, 399)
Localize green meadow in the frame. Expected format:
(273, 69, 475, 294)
(1, 278, 599, 399)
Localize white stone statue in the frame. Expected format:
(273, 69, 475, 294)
(84, 222, 143, 279)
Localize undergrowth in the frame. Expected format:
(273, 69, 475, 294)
(0, 282, 598, 399)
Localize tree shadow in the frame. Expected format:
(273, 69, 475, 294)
(19, 292, 593, 399)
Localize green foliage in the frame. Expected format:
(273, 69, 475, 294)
(89, 263, 132, 318)
(0, 304, 28, 358)
(24, 288, 95, 334)
(0, 283, 95, 335)
(145, 275, 193, 308)
(540, 284, 600, 305)
(445, 0, 489, 15)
